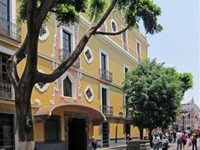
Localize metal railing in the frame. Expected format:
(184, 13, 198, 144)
(0, 17, 21, 42)
(100, 69, 113, 82)
(101, 105, 113, 116)
(60, 49, 80, 68)
(0, 82, 13, 100)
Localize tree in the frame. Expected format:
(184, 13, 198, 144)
(6, 0, 162, 149)
(123, 59, 192, 139)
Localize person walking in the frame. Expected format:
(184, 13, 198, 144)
(191, 133, 197, 150)
(176, 131, 183, 150)
(181, 131, 188, 149)
(161, 135, 169, 150)
(88, 136, 98, 150)
(152, 134, 160, 150)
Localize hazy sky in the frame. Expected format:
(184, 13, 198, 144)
(143, 1, 200, 106)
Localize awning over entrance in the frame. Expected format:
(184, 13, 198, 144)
(34, 103, 106, 125)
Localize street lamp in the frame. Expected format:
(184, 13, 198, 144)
(115, 112, 123, 144)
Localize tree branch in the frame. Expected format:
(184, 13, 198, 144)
(6, 36, 28, 87)
(35, 0, 118, 83)
(95, 24, 131, 36)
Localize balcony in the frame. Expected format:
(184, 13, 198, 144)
(60, 49, 80, 68)
(0, 17, 21, 42)
(0, 82, 13, 100)
(101, 105, 113, 116)
(123, 106, 132, 119)
(100, 69, 113, 82)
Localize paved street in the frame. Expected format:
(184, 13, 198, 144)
(97, 139, 200, 150)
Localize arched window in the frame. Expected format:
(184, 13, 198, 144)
(111, 19, 117, 32)
(63, 76, 72, 97)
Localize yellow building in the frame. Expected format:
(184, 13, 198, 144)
(0, 1, 148, 150)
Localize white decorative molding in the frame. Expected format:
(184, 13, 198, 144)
(83, 46, 93, 64)
(39, 26, 49, 41)
(35, 69, 50, 92)
(84, 86, 94, 103)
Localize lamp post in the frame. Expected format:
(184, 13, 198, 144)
(115, 112, 123, 144)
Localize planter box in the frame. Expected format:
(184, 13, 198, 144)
(127, 140, 151, 150)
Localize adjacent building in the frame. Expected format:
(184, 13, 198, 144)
(174, 98, 200, 132)
(0, 1, 148, 150)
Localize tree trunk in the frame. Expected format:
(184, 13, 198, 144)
(15, 83, 35, 150)
(149, 128, 153, 147)
(139, 127, 144, 140)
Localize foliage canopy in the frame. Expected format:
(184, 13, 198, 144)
(18, 0, 162, 34)
(123, 59, 193, 130)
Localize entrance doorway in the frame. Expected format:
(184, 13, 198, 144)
(68, 118, 87, 150)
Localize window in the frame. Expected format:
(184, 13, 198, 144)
(0, 53, 12, 99)
(122, 28, 128, 50)
(63, 76, 72, 97)
(101, 53, 107, 71)
(124, 65, 130, 78)
(84, 86, 94, 102)
(136, 41, 141, 60)
(0, 0, 9, 20)
(0, 113, 14, 149)
(0, 53, 10, 83)
(84, 47, 93, 64)
(111, 19, 117, 32)
(62, 30, 71, 59)
(45, 117, 60, 142)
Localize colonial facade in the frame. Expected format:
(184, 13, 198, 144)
(174, 98, 200, 132)
(0, 1, 148, 150)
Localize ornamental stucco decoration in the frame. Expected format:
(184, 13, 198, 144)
(39, 26, 49, 41)
(35, 69, 50, 92)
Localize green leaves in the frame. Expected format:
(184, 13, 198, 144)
(123, 59, 193, 130)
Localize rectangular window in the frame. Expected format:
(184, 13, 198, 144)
(101, 53, 107, 71)
(0, 53, 10, 83)
(102, 87, 107, 106)
(45, 117, 60, 142)
(0, 113, 14, 150)
(136, 41, 141, 60)
(62, 31, 71, 59)
(0, 0, 9, 20)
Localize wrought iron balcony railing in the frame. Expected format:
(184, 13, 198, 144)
(60, 49, 80, 68)
(101, 105, 113, 116)
(0, 17, 21, 42)
(100, 69, 113, 82)
(0, 82, 13, 100)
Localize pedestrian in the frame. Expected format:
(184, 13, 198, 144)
(191, 133, 197, 150)
(88, 136, 98, 150)
(152, 134, 160, 150)
(176, 131, 183, 150)
(181, 131, 188, 149)
(173, 131, 177, 142)
(161, 135, 169, 150)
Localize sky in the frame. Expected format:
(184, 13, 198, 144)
(142, 1, 200, 106)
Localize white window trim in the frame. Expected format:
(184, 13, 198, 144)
(60, 26, 75, 51)
(110, 19, 118, 32)
(61, 72, 76, 99)
(100, 84, 110, 106)
(0, 45, 14, 55)
(83, 46, 93, 64)
(10, 0, 16, 23)
(84, 86, 94, 103)
(121, 25, 129, 52)
(136, 40, 141, 59)
(99, 48, 109, 71)
(123, 64, 130, 78)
